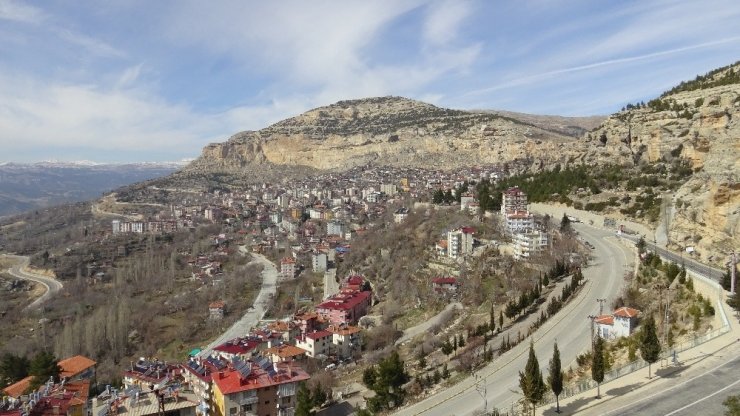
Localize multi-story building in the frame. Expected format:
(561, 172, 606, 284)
(513, 230, 549, 260)
(501, 187, 528, 215)
(311, 252, 327, 273)
(294, 330, 333, 358)
(280, 257, 296, 279)
(380, 184, 397, 196)
(327, 325, 362, 359)
(447, 227, 474, 259)
(505, 211, 534, 233)
(393, 207, 409, 223)
(211, 359, 309, 416)
(326, 221, 346, 236)
(315, 290, 372, 325)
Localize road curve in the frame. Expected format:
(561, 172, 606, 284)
(394, 224, 634, 416)
(197, 250, 279, 357)
(1, 254, 63, 310)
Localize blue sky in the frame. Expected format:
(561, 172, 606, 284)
(1, 0, 739, 163)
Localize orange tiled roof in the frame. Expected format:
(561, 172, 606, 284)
(613, 307, 640, 318)
(2, 376, 33, 398)
(58, 355, 96, 379)
(264, 345, 308, 358)
(594, 315, 614, 326)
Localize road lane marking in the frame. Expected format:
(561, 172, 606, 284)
(601, 354, 740, 416)
(664, 377, 740, 416)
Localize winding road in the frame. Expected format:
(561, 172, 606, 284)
(197, 249, 279, 357)
(394, 223, 634, 416)
(1, 254, 63, 310)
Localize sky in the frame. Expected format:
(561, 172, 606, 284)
(1, 0, 739, 163)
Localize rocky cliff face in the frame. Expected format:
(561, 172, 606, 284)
(186, 97, 589, 176)
(584, 79, 739, 265)
(184, 68, 738, 264)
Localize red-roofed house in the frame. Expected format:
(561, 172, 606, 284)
(596, 307, 640, 339)
(212, 361, 310, 416)
(432, 277, 460, 294)
(2, 376, 33, 398)
(315, 290, 371, 325)
(58, 355, 96, 381)
(327, 325, 362, 358)
(295, 330, 333, 358)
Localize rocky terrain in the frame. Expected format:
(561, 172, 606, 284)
(165, 64, 739, 265)
(582, 75, 739, 265)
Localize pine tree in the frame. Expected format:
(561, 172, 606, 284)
(592, 336, 605, 398)
(640, 314, 661, 378)
(312, 382, 327, 408)
(490, 305, 496, 333)
(519, 341, 546, 416)
(459, 334, 466, 348)
(499, 311, 504, 328)
(548, 342, 564, 413)
(442, 363, 450, 379)
(295, 383, 315, 416)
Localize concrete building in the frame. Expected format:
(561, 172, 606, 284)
(280, 257, 296, 279)
(513, 230, 549, 260)
(311, 252, 327, 273)
(501, 187, 528, 215)
(326, 221, 346, 236)
(447, 227, 475, 259)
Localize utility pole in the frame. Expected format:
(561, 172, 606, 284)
(596, 298, 607, 315)
(728, 251, 738, 295)
(588, 315, 597, 350)
(473, 373, 487, 415)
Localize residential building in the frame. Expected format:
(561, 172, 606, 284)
(327, 325, 362, 358)
(294, 330, 333, 358)
(393, 207, 409, 223)
(205, 207, 223, 222)
(311, 252, 327, 273)
(280, 257, 296, 279)
(211, 359, 309, 416)
(326, 221, 346, 236)
(92, 385, 199, 416)
(315, 290, 371, 325)
(513, 230, 549, 260)
(447, 227, 474, 259)
(501, 187, 528, 215)
(505, 211, 534, 233)
(431, 277, 460, 294)
(262, 345, 308, 363)
(380, 184, 397, 196)
(459, 194, 476, 211)
(595, 307, 641, 339)
(209, 301, 226, 320)
(58, 355, 96, 382)
(123, 358, 180, 390)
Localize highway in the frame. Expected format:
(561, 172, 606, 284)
(595, 345, 740, 416)
(1, 254, 63, 310)
(394, 224, 634, 416)
(618, 234, 725, 281)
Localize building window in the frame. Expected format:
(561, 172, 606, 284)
(241, 404, 253, 412)
(264, 400, 270, 405)
(229, 407, 237, 415)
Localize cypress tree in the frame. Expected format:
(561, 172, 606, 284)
(519, 341, 546, 416)
(640, 314, 661, 378)
(295, 383, 315, 416)
(548, 342, 564, 413)
(592, 336, 605, 398)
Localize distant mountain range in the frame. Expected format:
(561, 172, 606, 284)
(0, 161, 187, 217)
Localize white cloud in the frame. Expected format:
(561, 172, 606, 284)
(0, 0, 45, 23)
(422, 0, 472, 46)
(56, 28, 126, 58)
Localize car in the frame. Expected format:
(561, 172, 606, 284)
(325, 363, 337, 371)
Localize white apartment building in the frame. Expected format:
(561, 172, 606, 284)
(513, 230, 549, 260)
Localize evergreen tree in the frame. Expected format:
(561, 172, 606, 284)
(312, 382, 327, 407)
(560, 214, 571, 232)
(418, 347, 427, 369)
(459, 334, 466, 348)
(441, 339, 454, 355)
(0, 353, 30, 387)
(490, 305, 496, 333)
(499, 311, 504, 328)
(28, 351, 60, 390)
(295, 383, 315, 416)
(548, 342, 564, 413)
(519, 341, 546, 416)
(592, 336, 606, 398)
(442, 363, 450, 379)
(640, 314, 661, 378)
(365, 351, 409, 412)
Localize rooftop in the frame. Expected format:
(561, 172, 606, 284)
(613, 307, 640, 318)
(58, 355, 97, 379)
(316, 290, 371, 312)
(212, 361, 309, 395)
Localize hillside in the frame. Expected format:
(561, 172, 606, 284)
(0, 162, 182, 218)
(137, 63, 740, 263)
(582, 61, 740, 264)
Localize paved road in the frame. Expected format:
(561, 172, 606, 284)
(595, 349, 740, 416)
(396, 302, 462, 346)
(198, 250, 278, 357)
(618, 234, 725, 281)
(394, 224, 634, 416)
(2, 254, 63, 310)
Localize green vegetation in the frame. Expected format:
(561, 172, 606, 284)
(662, 61, 740, 96)
(547, 342, 564, 413)
(639, 314, 661, 379)
(363, 351, 409, 412)
(591, 336, 605, 398)
(519, 341, 546, 416)
(0, 353, 30, 388)
(724, 394, 740, 416)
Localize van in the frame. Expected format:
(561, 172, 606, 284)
(325, 363, 337, 371)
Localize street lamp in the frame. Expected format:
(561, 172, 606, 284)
(473, 373, 488, 415)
